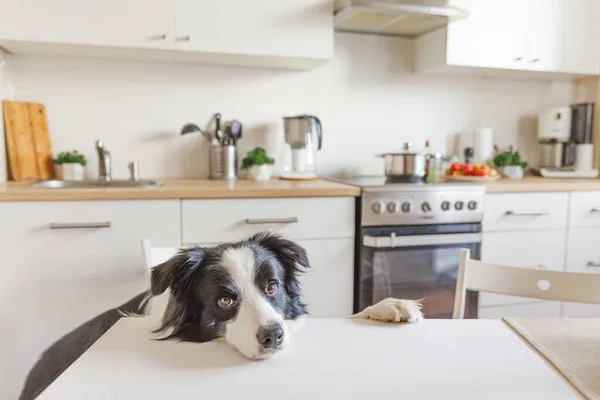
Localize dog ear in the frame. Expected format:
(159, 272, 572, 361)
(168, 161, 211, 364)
(150, 247, 205, 296)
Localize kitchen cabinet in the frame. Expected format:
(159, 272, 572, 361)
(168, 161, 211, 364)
(0, 0, 332, 70)
(0, 0, 175, 50)
(296, 239, 354, 318)
(0, 200, 180, 400)
(415, 0, 600, 76)
(563, 228, 600, 317)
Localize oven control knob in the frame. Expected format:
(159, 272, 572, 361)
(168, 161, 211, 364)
(441, 200, 451, 211)
(387, 201, 400, 213)
(455, 201, 464, 211)
(421, 201, 432, 212)
(401, 202, 411, 213)
(468, 200, 478, 210)
(372, 201, 385, 214)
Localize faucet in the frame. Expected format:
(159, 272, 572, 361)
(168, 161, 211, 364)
(95, 140, 111, 181)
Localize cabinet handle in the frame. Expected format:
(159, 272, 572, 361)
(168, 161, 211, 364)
(514, 57, 523, 61)
(531, 58, 540, 63)
(245, 217, 298, 225)
(49, 222, 112, 229)
(535, 264, 547, 270)
(175, 35, 191, 42)
(149, 34, 167, 41)
(586, 261, 600, 267)
(591, 208, 600, 213)
(505, 210, 550, 217)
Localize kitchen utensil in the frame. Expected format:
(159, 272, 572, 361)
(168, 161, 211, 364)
(2, 101, 54, 181)
(539, 140, 565, 168)
(215, 113, 223, 144)
(229, 119, 242, 143)
(377, 142, 428, 182)
(445, 174, 501, 182)
(209, 143, 237, 180)
(280, 114, 323, 180)
(463, 147, 474, 164)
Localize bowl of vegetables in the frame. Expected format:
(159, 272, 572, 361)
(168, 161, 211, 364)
(445, 162, 500, 182)
(493, 151, 527, 179)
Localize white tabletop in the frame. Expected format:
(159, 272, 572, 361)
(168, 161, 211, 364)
(38, 317, 579, 400)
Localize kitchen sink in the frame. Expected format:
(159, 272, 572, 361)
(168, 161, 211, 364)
(29, 179, 162, 189)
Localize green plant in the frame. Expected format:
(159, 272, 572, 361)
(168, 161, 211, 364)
(493, 151, 527, 168)
(241, 147, 274, 170)
(53, 150, 87, 166)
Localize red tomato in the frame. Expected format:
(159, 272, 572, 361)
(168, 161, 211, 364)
(474, 169, 486, 177)
(450, 163, 462, 173)
(461, 164, 474, 175)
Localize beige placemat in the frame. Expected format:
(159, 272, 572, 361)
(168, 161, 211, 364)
(503, 318, 600, 400)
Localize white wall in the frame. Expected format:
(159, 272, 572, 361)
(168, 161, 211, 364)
(7, 33, 574, 180)
(0, 50, 12, 183)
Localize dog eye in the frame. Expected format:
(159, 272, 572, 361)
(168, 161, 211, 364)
(266, 282, 278, 295)
(218, 297, 234, 308)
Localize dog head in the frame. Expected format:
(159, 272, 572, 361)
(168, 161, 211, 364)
(150, 232, 309, 360)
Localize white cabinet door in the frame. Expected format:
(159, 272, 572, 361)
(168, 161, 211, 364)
(0, 0, 175, 49)
(175, 0, 333, 61)
(480, 230, 566, 307)
(296, 239, 354, 318)
(528, 0, 600, 74)
(563, 228, 600, 317)
(446, 0, 529, 70)
(0, 200, 180, 400)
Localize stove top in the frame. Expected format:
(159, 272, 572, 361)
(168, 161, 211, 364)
(326, 175, 485, 226)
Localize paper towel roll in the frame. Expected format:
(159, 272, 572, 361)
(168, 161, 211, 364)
(473, 127, 493, 165)
(575, 144, 594, 171)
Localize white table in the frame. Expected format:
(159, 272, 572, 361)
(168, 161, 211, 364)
(38, 317, 579, 399)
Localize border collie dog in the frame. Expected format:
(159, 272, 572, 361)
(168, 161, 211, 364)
(149, 232, 424, 360)
(20, 232, 423, 399)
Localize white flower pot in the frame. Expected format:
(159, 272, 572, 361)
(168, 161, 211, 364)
(499, 165, 524, 179)
(55, 163, 85, 181)
(246, 165, 272, 181)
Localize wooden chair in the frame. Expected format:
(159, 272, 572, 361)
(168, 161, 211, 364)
(453, 249, 600, 319)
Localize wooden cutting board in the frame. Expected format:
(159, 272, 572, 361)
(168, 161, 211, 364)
(2, 101, 55, 180)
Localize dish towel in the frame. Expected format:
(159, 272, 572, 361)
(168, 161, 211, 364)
(503, 318, 600, 400)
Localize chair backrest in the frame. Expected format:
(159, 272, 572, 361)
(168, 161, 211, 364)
(453, 248, 600, 319)
(141, 239, 178, 273)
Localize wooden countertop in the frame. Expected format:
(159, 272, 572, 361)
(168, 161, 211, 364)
(0, 179, 361, 201)
(484, 176, 600, 193)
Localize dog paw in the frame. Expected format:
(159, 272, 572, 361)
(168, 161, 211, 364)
(352, 298, 424, 323)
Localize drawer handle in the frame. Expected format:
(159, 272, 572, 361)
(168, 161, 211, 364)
(49, 222, 112, 229)
(586, 261, 600, 267)
(591, 208, 600, 213)
(245, 217, 298, 225)
(505, 210, 550, 217)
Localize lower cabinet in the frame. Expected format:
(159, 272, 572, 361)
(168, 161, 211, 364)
(563, 227, 600, 317)
(296, 239, 354, 318)
(0, 200, 181, 400)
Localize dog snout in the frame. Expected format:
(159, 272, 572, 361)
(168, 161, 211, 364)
(257, 323, 284, 349)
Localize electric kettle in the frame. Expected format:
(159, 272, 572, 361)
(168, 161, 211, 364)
(280, 115, 323, 180)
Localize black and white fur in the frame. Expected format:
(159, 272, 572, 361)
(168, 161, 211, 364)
(20, 232, 423, 398)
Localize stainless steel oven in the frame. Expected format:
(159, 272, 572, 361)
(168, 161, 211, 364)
(357, 223, 481, 318)
(334, 178, 486, 319)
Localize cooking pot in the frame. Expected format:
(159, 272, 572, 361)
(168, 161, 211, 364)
(377, 142, 429, 181)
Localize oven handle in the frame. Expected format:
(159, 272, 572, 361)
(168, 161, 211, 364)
(363, 233, 482, 248)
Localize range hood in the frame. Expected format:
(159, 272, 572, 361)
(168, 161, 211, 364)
(334, 0, 469, 38)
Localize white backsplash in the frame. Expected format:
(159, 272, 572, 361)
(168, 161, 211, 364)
(5, 33, 575, 179)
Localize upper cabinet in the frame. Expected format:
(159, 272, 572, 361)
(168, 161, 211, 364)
(0, 0, 333, 70)
(415, 0, 600, 77)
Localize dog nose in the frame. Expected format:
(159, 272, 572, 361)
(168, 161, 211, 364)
(257, 324, 284, 349)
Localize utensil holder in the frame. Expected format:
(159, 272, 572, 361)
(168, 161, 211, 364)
(209, 144, 238, 180)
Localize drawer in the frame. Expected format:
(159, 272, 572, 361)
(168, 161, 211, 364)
(480, 230, 566, 307)
(569, 191, 600, 228)
(482, 192, 568, 232)
(182, 197, 355, 244)
(478, 301, 561, 319)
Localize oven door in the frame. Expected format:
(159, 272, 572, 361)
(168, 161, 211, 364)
(357, 225, 481, 319)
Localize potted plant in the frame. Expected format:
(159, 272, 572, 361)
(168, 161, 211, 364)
(241, 147, 275, 181)
(493, 150, 527, 179)
(54, 151, 87, 181)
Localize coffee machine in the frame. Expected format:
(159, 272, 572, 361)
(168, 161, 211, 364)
(537, 103, 598, 178)
(280, 115, 323, 180)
